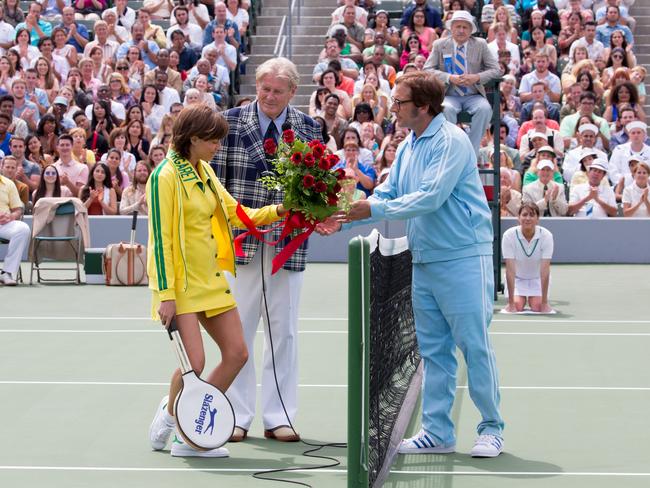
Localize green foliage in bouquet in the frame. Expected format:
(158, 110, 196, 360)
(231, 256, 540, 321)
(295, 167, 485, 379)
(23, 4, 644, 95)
(259, 130, 346, 223)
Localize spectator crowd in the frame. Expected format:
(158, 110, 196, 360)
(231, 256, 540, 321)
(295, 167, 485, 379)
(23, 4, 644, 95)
(309, 0, 649, 219)
(1, 0, 650, 285)
(0, 0, 253, 219)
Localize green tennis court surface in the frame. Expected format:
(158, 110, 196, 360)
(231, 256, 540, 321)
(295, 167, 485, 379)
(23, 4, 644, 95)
(0, 263, 648, 488)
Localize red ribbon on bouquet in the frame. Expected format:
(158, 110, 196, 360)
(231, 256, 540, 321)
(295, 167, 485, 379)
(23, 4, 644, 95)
(233, 203, 316, 274)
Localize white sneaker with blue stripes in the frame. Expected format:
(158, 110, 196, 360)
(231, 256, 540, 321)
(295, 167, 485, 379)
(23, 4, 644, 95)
(398, 430, 456, 454)
(470, 434, 504, 457)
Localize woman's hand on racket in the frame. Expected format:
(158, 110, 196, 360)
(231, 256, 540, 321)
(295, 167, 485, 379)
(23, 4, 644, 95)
(158, 300, 177, 329)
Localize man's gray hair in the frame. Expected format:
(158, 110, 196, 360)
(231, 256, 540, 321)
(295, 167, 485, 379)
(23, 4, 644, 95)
(255, 57, 300, 90)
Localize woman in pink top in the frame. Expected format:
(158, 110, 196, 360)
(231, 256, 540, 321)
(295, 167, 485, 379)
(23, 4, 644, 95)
(74, 0, 106, 21)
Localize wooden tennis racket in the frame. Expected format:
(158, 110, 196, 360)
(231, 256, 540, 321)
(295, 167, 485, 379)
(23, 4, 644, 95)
(166, 318, 235, 450)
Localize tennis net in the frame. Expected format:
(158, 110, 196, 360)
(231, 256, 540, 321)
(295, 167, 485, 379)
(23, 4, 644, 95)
(348, 230, 422, 488)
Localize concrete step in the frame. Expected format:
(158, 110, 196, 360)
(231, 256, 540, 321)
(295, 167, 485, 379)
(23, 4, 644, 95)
(245, 63, 319, 74)
(263, 6, 334, 16)
(292, 95, 311, 104)
(241, 70, 318, 83)
(632, 35, 650, 44)
(248, 43, 324, 55)
(240, 83, 316, 96)
(631, 6, 650, 15)
(263, 0, 334, 6)
(251, 34, 328, 45)
(248, 53, 321, 65)
(256, 15, 331, 27)
(256, 24, 330, 36)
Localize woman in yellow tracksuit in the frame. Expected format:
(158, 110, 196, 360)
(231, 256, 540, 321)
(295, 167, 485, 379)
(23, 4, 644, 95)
(146, 104, 286, 458)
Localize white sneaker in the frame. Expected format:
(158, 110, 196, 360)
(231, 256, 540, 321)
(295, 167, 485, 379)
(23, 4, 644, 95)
(149, 396, 175, 450)
(170, 432, 230, 458)
(398, 429, 455, 454)
(0, 271, 16, 286)
(471, 434, 504, 457)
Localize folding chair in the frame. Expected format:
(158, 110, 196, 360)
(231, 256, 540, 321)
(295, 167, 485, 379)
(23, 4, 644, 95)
(30, 201, 84, 285)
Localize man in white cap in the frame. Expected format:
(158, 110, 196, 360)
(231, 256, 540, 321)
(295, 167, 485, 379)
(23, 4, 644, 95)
(568, 159, 617, 217)
(609, 121, 650, 189)
(523, 159, 568, 216)
(424, 10, 501, 155)
(562, 123, 607, 181)
(609, 107, 650, 151)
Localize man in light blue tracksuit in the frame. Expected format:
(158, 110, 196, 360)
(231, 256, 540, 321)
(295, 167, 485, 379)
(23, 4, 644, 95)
(324, 71, 505, 457)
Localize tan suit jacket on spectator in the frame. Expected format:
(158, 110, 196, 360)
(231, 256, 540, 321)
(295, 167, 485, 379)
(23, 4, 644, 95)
(144, 68, 183, 93)
(523, 180, 568, 216)
(424, 36, 501, 98)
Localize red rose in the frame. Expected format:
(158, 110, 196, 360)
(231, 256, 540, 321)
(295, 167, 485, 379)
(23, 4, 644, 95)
(263, 138, 277, 155)
(303, 153, 315, 167)
(318, 158, 330, 170)
(282, 129, 295, 144)
(335, 168, 346, 180)
(333, 183, 342, 193)
(308, 140, 320, 149)
(314, 181, 327, 193)
(303, 174, 315, 188)
(312, 144, 325, 159)
(290, 152, 302, 165)
(328, 154, 340, 168)
(327, 193, 338, 206)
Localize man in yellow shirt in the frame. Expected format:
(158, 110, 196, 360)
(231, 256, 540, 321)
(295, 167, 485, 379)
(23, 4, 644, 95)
(0, 170, 30, 285)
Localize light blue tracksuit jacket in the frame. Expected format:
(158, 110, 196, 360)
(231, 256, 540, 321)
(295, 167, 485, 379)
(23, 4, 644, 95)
(368, 114, 493, 261)
(355, 113, 504, 444)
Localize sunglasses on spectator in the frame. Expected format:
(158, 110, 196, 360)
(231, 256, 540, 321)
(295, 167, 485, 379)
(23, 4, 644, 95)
(612, 54, 623, 59)
(116, 66, 129, 70)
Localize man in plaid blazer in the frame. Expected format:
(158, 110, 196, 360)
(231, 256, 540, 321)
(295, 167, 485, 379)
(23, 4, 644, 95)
(211, 57, 322, 443)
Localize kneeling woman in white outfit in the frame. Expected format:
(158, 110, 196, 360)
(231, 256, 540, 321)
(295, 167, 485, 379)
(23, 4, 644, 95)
(502, 202, 554, 313)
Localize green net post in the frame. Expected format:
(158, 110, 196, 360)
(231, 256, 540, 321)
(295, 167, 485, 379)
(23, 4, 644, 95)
(348, 236, 370, 488)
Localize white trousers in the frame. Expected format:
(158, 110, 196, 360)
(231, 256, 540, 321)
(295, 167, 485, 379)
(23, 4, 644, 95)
(226, 246, 304, 430)
(0, 220, 30, 277)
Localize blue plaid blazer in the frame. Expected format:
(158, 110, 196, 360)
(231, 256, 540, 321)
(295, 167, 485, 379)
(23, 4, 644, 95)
(211, 102, 323, 272)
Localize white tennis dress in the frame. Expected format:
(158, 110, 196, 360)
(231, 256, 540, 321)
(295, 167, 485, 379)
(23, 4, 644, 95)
(502, 226, 554, 297)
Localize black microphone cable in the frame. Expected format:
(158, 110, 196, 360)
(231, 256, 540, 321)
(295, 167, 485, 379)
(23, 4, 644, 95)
(249, 156, 346, 487)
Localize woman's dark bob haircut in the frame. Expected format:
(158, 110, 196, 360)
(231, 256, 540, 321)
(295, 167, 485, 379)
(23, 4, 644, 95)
(171, 105, 229, 160)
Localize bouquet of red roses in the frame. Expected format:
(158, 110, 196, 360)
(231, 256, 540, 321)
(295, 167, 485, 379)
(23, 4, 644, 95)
(234, 129, 346, 274)
(260, 129, 345, 222)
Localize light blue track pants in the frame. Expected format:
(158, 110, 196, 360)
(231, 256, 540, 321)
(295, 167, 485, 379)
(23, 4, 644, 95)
(412, 254, 504, 445)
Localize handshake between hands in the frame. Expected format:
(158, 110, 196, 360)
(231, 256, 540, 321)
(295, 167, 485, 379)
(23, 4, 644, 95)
(314, 200, 372, 236)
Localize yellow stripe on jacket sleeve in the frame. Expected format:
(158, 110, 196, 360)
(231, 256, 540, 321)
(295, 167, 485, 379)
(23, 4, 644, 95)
(147, 163, 177, 300)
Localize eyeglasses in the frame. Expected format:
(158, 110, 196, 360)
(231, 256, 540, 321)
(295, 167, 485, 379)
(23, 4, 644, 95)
(612, 54, 623, 59)
(391, 97, 414, 110)
(43, 170, 57, 176)
(116, 66, 129, 70)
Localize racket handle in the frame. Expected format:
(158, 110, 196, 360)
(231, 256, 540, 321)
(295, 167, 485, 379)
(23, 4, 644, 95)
(166, 318, 192, 374)
(166, 317, 178, 340)
(130, 211, 138, 245)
